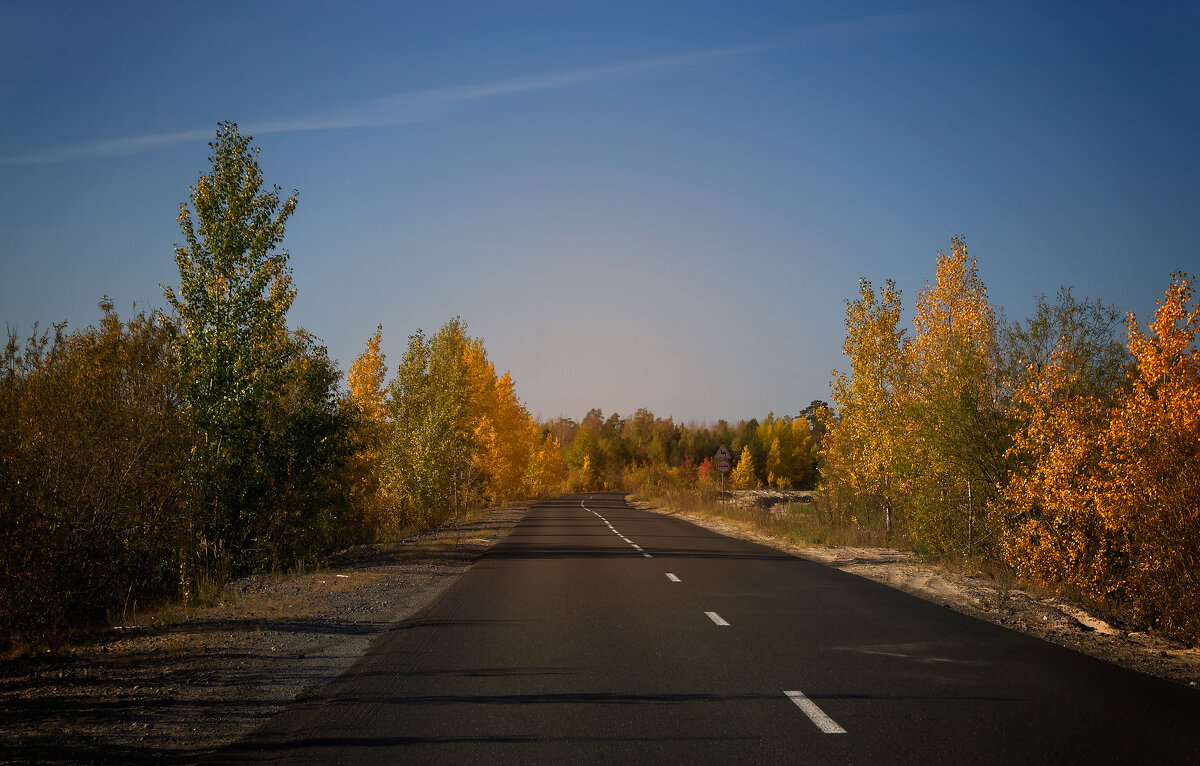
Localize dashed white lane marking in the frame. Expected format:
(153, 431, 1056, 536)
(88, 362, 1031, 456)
(666, 573, 681, 582)
(705, 611, 730, 626)
(785, 690, 847, 734)
(582, 499, 652, 558)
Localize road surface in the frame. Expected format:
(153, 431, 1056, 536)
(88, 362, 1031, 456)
(214, 493, 1200, 764)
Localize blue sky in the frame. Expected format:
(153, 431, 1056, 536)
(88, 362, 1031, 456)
(2, 1, 1197, 422)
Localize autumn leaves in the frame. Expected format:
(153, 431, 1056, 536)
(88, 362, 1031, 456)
(1, 124, 566, 649)
(1003, 275, 1200, 636)
(345, 320, 565, 536)
(825, 238, 1200, 638)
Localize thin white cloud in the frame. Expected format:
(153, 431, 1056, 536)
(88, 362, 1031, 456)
(1, 11, 931, 166)
(1, 128, 217, 165)
(0, 41, 780, 166)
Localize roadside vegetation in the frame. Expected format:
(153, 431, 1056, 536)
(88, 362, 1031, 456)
(551, 239, 1198, 643)
(4, 123, 1195, 652)
(1, 123, 564, 652)
(821, 241, 1199, 642)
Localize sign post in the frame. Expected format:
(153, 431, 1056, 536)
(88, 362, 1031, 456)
(714, 445, 732, 503)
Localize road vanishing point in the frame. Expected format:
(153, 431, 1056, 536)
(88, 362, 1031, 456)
(214, 493, 1200, 764)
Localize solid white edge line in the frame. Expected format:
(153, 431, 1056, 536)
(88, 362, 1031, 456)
(785, 690, 847, 734)
(704, 611, 729, 626)
(666, 573, 681, 582)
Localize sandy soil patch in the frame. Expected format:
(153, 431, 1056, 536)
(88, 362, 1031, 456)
(0, 504, 529, 765)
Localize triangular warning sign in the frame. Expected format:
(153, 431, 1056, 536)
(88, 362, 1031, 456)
(715, 444, 732, 461)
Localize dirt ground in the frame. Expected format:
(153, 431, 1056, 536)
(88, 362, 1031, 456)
(633, 492, 1200, 689)
(0, 504, 529, 766)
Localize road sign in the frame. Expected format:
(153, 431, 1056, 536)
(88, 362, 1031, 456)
(715, 458, 732, 474)
(715, 444, 732, 461)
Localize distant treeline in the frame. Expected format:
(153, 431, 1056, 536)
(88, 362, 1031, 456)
(542, 405, 826, 494)
(0, 123, 563, 650)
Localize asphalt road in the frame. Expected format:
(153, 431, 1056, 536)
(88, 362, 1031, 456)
(214, 493, 1200, 764)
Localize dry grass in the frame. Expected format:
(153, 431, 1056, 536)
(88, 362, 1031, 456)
(630, 487, 910, 551)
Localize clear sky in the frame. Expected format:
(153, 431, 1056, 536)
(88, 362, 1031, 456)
(2, 1, 1197, 423)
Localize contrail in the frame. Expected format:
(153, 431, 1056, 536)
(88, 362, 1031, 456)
(0, 41, 779, 166)
(1, 11, 931, 165)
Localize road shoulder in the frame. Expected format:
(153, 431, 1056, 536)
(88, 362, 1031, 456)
(630, 497, 1200, 689)
(0, 503, 530, 765)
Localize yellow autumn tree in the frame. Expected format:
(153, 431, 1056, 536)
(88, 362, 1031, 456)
(904, 237, 1008, 556)
(823, 278, 908, 534)
(1098, 272, 1200, 636)
(347, 325, 387, 425)
(730, 445, 760, 490)
(345, 326, 391, 537)
(383, 318, 555, 524)
(472, 363, 538, 503)
(757, 413, 815, 489)
(526, 429, 567, 497)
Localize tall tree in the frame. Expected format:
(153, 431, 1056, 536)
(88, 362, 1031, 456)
(823, 278, 908, 533)
(164, 121, 297, 437)
(385, 322, 473, 526)
(1099, 272, 1200, 636)
(162, 121, 300, 570)
(345, 326, 391, 539)
(904, 237, 1007, 556)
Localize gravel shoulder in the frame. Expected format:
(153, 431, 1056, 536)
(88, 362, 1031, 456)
(0, 503, 530, 766)
(631, 496, 1200, 690)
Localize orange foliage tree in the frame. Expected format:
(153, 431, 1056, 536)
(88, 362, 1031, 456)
(999, 290, 1130, 596)
(1000, 345, 1130, 596)
(1098, 273, 1200, 635)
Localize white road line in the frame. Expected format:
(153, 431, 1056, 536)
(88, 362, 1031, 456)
(666, 573, 681, 582)
(582, 498, 648, 557)
(705, 611, 730, 626)
(785, 690, 847, 734)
